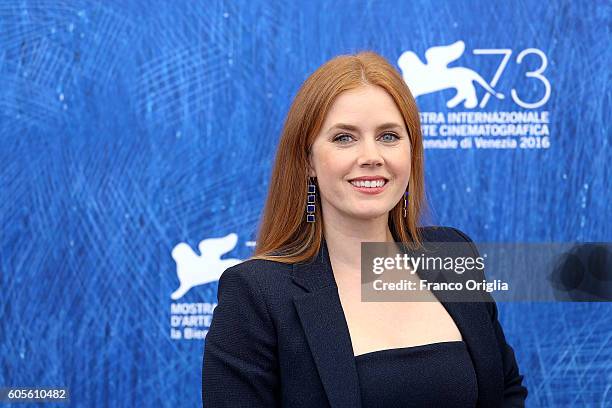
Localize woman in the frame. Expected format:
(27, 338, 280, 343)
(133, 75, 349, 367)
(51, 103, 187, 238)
(202, 51, 527, 407)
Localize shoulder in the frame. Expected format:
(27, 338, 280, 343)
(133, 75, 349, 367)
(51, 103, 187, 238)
(223, 258, 293, 279)
(418, 225, 486, 286)
(418, 225, 475, 243)
(418, 225, 481, 265)
(217, 258, 295, 295)
(226, 258, 294, 275)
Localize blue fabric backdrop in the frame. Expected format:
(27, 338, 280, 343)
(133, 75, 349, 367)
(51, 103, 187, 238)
(1, 0, 610, 406)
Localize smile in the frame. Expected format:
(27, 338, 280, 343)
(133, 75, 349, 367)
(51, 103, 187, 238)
(348, 178, 388, 194)
(349, 179, 387, 188)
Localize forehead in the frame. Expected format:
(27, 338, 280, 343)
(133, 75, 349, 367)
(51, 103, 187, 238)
(323, 85, 404, 125)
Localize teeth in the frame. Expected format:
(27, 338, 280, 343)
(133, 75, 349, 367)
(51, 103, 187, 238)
(350, 179, 386, 188)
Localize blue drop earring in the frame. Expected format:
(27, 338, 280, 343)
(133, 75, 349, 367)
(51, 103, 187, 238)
(306, 177, 316, 223)
(403, 190, 409, 218)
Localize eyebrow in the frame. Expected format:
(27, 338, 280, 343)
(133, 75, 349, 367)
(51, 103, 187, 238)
(327, 122, 403, 133)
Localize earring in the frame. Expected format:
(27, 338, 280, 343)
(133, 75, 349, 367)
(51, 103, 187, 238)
(403, 190, 409, 218)
(306, 177, 316, 223)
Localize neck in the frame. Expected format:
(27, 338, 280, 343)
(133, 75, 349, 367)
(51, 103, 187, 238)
(321, 211, 395, 277)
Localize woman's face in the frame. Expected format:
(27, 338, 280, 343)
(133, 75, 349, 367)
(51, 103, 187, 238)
(308, 85, 411, 223)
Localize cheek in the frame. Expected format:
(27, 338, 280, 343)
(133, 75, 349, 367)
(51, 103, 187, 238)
(388, 153, 411, 179)
(318, 152, 351, 177)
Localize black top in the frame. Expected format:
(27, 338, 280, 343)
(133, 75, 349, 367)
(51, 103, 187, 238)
(354, 341, 478, 408)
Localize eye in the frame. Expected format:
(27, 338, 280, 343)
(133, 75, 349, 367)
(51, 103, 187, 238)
(333, 133, 355, 143)
(380, 132, 400, 142)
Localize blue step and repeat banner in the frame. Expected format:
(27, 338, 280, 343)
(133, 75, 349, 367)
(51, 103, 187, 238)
(1, 0, 610, 406)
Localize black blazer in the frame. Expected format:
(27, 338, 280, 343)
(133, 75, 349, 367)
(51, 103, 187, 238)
(202, 226, 527, 407)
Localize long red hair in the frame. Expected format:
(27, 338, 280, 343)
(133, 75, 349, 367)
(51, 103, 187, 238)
(251, 51, 427, 262)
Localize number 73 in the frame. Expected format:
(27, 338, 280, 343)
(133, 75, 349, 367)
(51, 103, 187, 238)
(473, 48, 551, 109)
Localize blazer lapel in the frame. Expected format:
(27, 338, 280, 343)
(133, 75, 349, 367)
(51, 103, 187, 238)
(423, 245, 505, 407)
(436, 300, 504, 407)
(291, 239, 362, 408)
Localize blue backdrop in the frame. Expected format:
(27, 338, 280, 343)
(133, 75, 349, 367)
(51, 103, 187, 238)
(1, 0, 610, 406)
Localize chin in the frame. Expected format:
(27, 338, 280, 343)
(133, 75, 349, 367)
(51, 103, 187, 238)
(349, 209, 390, 220)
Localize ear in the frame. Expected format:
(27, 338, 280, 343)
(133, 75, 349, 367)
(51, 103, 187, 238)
(307, 149, 316, 178)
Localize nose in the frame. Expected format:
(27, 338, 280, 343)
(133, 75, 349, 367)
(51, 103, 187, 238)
(357, 137, 384, 167)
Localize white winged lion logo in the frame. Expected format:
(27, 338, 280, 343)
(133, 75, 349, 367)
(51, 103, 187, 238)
(398, 40, 504, 109)
(171, 233, 242, 300)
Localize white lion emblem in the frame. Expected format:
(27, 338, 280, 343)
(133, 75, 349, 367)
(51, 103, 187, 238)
(398, 40, 504, 108)
(171, 233, 242, 300)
